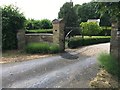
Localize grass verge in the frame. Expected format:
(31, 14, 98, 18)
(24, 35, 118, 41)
(25, 42, 60, 54)
(98, 53, 120, 79)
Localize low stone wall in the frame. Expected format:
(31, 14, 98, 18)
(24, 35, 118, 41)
(25, 33, 53, 44)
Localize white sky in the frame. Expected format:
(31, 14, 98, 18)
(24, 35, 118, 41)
(0, 0, 91, 20)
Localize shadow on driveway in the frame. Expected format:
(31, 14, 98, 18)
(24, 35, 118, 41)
(60, 51, 79, 60)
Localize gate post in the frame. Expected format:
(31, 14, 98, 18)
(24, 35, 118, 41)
(52, 19, 65, 52)
(110, 20, 120, 61)
(17, 29, 26, 50)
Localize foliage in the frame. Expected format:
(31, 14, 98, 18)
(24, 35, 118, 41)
(89, 26, 111, 36)
(98, 53, 120, 79)
(49, 44, 60, 53)
(99, 11, 111, 27)
(58, 2, 115, 36)
(25, 19, 41, 30)
(80, 22, 102, 36)
(77, 2, 100, 22)
(25, 19, 53, 30)
(68, 36, 110, 48)
(99, 28, 111, 36)
(25, 43, 60, 54)
(96, 2, 120, 20)
(25, 29, 53, 34)
(73, 4, 81, 14)
(40, 19, 53, 29)
(73, 2, 111, 27)
(2, 5, 26, 50)
(58, 2, 80, 37)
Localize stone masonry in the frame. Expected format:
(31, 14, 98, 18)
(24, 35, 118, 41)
(17, 29, 26, 50)
(52, 19, 65, 52)
(25, 33, 53, 44)
(110, 21, 120, 61)
(17, 19, 65, 51)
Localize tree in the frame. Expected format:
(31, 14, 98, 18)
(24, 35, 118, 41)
(25, 19, 52, 30)
(25, 19, 41, 30)
(73, 4, 81, 24)
(80, 22, 102, 37)
(99, 11, 111, 27)
(33, 20, 42, 29)
(58, 2, 80, 37)
(96, 2, 120, 62)
(96, 2, 120, 21)
(2, 5, 26, 50)
(25, 19, 35, 30)
(40, 19, 53, 29)
(74, 2, 111, 27)
(77, 2, 100, 23)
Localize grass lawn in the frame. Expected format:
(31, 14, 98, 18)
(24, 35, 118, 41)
(75, 36, 111, 38)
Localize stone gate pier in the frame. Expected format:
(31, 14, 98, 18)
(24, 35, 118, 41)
(110, 20, 120, 61)
(52, 19, 65, 52)
(17, 18, 65, 52)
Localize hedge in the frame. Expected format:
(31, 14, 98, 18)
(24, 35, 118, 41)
(80, 22, 102, 36)
(25, 42, 60, 54)
(2, 5, 26, 50)
(25, 29, 53, 34)
(98, 29, 111, 36)
(68, 36, 111, 48)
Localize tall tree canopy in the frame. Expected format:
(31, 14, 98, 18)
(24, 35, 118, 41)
(96, 2, 120, 21)
(77, 2, 100, 22)
(75, 2, 111, 26)
(58, 2, 80, 37)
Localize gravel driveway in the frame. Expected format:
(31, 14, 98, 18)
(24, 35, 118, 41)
(1, 43, 110, 88)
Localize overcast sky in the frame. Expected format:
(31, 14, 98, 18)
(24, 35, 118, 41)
(0, 0, 91, 20)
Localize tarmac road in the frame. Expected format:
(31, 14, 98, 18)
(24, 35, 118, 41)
(2, 43, 110, 88)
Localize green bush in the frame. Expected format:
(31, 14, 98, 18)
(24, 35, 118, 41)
(49, 44, 60, 53)
(25, 19, 53, 30)
(40, 19, 53, 29)
(2, 5, 26, 50)
(68, 37, 82, 48)
(68, 36, 111, 48)
(25, 19, 41, 30)
(25, 43, 60, 54)
(80, 22, 102, 36)
(98, 53, 120, 79)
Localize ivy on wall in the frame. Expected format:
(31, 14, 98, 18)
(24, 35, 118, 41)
(2, 5, 26, 50)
